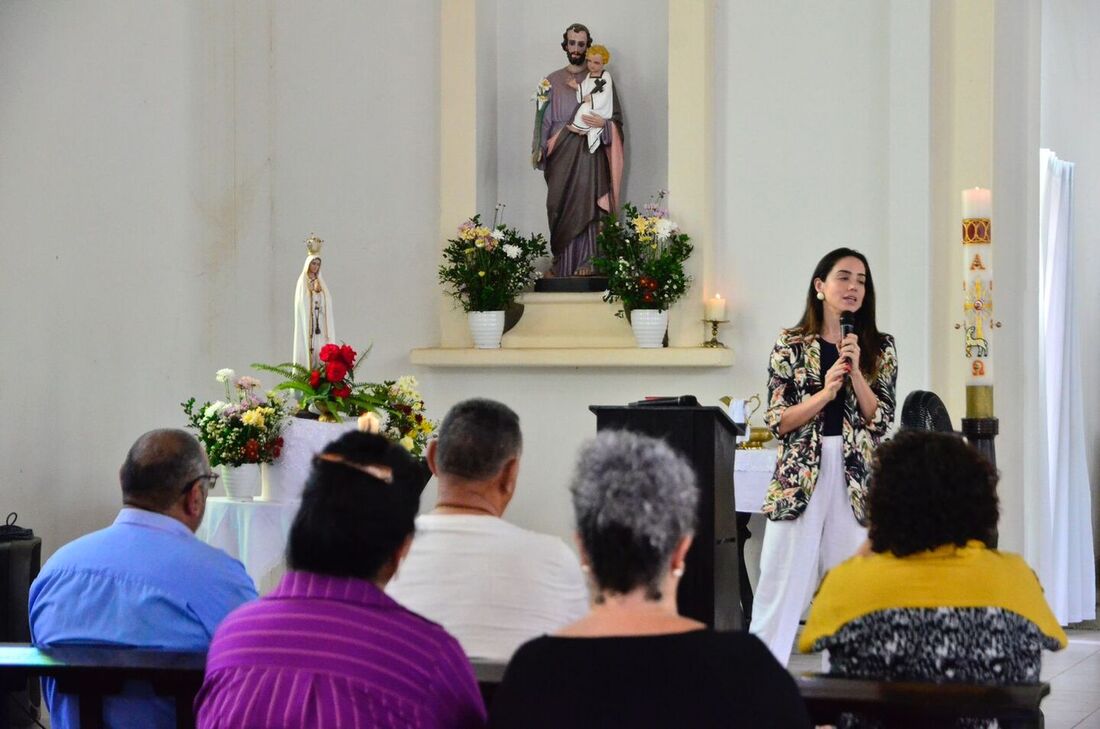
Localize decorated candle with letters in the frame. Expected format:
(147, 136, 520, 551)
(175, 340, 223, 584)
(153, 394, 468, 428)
(961, 188, 993, 413)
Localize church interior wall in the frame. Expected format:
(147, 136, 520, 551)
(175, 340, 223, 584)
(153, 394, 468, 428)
(1, 1, 1094, 570)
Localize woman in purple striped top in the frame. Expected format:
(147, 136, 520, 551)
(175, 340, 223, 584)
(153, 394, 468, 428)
(195, 431, 486, 729)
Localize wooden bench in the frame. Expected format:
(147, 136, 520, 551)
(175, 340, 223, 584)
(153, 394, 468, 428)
(472, 660, 1050, 727)
(0, 643, 206, 729)
(797, 673, 1051, 728)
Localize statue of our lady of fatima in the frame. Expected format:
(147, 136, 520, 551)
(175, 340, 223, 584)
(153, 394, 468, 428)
(292, 234, 336, 369)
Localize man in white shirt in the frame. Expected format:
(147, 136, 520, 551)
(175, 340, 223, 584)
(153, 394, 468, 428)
(387, 398, 588, 661)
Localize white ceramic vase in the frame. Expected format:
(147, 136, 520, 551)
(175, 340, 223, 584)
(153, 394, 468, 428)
(468, 310, 505, 349)
(630, 309, 668, 348)
(221, 462, 263, 501)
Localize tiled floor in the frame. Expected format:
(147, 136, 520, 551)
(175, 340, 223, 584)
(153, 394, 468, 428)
(788, 628, 1100, 728)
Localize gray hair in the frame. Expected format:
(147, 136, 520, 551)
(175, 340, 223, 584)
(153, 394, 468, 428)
(434, 398, 522, 480)
(570, 430, 698, 600)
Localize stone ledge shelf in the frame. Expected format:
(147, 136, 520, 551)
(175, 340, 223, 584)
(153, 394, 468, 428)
(409, 347, 734, 368)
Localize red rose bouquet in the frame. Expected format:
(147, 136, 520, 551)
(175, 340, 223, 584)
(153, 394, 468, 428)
(253, 344, 386, 423)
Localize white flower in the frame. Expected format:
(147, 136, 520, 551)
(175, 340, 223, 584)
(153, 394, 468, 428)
(502, 243, 521, 259)
(491, 228, 505, 240)
(654, 218, 676, 241)
(532, 78, 552, 106)
(204, 401, 227, 418)
(395, 375, 418, 396)
(215, 368, 235, 383)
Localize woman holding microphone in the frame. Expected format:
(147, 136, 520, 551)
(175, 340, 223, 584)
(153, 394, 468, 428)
(749, 248, 898, 666)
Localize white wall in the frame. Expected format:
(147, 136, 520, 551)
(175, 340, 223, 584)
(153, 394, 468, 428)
(0, 2, 278, 553)
(1040, 0, 1100, 557)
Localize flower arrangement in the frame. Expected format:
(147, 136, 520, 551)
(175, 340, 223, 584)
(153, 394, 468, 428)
(360, 376, 435, 459)
(182, 370, 289, 467)
(253, 344, 386, 423)
(438, 207, 548, 312)
(591, 191, 694, 317)
(253, 349, 438, 459)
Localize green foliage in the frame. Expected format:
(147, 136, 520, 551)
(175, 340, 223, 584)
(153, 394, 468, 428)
(252, 347, 383, 423)
(592, 200, 694, 317)
(181, 379, 289, 468)
(438, 215, 548, 312)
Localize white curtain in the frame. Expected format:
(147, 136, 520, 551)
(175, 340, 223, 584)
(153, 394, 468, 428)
(1034, 149, 1096, 624)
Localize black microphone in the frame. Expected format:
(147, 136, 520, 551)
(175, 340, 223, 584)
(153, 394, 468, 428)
(840, 311, 855, 339)
(839, 312, 856, 370)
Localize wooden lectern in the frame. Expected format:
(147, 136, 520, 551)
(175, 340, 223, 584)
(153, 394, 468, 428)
(589, 404, 745, 630)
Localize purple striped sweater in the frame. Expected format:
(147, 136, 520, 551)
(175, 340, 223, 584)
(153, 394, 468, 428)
(195, 571, 487, 728)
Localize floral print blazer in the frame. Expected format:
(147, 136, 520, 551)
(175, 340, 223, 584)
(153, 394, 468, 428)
(761, 328, 898, 523)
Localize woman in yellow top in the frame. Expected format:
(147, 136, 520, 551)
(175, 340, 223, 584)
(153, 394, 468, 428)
(801, 431, 1066, 689)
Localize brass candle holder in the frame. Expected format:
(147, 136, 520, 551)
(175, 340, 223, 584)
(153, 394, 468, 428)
(703, 319, 728, 348)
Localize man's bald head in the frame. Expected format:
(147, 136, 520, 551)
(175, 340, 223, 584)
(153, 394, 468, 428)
(120, 429, 208, 511)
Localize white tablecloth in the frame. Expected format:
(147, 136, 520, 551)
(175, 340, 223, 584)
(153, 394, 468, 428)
(264, 417, 359, 501)
(734, 448, 777, 513)
(197, 497, 299, 594)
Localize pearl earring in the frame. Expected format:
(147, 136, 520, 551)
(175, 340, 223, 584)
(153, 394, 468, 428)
(816, 291, 825, 301)
(672, 566, 685, 578)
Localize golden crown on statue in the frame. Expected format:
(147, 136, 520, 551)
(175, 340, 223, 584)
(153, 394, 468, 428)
(305, 234, 324, 255)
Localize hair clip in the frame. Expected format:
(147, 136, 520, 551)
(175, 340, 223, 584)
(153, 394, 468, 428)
(315, 453, 394, 484)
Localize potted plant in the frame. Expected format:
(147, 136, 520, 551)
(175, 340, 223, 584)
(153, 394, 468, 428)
(182, 370, 289, 500)
(438, 209, 547, 348)
(591, 192, 694, 347)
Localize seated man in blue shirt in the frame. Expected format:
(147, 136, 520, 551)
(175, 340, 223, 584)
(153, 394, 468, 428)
(29, 428, 258, 729)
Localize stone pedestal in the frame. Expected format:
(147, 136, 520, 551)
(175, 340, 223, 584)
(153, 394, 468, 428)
(501, 292, 634, 348)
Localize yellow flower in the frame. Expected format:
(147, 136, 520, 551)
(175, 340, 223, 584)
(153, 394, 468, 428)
(241, 410, 266, 429)
(478, 271, 486, 277)
(420, 420, 434, 433)
(399, 436, 415, 452)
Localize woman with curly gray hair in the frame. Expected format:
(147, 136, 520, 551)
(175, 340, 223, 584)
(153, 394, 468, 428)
(489, 431, 809, 729)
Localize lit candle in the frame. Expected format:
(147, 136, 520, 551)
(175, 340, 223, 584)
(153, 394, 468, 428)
(961, 187, 992, 219)
(961, 187, 994, 414)
(705, 294, 727, 321)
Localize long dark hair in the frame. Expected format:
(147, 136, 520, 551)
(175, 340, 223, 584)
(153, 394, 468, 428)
(792, 247, 884, 377)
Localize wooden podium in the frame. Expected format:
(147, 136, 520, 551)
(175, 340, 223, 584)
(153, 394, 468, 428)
(589, 404, 745, 630)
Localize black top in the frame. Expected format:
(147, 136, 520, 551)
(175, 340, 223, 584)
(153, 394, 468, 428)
(819, 340, 844, 436)
(489, 629, 810, 728)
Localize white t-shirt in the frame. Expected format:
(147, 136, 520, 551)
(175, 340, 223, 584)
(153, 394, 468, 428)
(386, 514, 589, 662)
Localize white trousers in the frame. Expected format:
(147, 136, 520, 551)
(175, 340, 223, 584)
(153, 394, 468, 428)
(749, 436, 867, 667)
